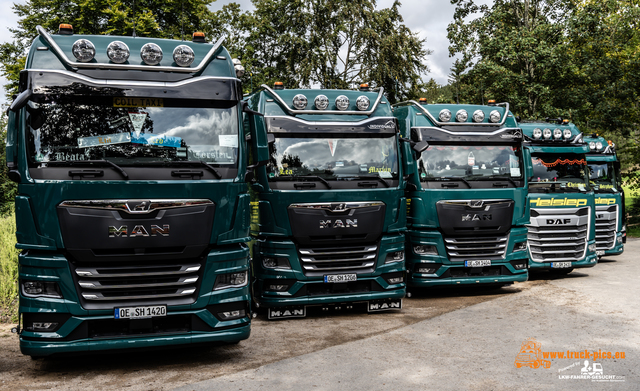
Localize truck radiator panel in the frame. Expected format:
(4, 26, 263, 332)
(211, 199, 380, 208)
(444, 234, 508, 261)
(297, 244, 378, 276)
(527, 207, 590, 262)
(595, 205, 617, 250)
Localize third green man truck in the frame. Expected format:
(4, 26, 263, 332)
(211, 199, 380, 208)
(393, 100, 529, 287)
(245, 83, 407, 319)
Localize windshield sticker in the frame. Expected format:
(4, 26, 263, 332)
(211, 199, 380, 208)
(534, 158, 587, 167)
(379, 171, 393, 178)
(328, 139, 338, 156)
(566, 182, 586, 189)
(279, 168, 293, 175)
(219, 135, 238, 148)
(131, 133, 182, 148)
(113, 98, 164, 108)
(596, 184, 615, 189)
(369, 167, 391, 174)
(468, 151, 475, 166)
(335, 161, 344, 167)
(128, 112, 148, 137)
(511, 167, 521, 177)
(188, 145, 236, 163)
(77, 132, 131, 148)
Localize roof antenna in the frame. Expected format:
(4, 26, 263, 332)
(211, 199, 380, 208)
(181, 0, 185, 41)
(132, 0, 137, 37)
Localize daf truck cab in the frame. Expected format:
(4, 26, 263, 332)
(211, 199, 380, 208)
(584, 135, 625, 255)
(393, 100, 529, 288)
(5, 25, 252, 357)
(520, 120, 598, 274)
(245, 83, 407, 319)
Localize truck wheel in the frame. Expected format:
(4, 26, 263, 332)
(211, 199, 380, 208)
(550, 268, 574, 276)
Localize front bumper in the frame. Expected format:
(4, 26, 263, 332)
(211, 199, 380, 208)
(528, 253, 598, 270)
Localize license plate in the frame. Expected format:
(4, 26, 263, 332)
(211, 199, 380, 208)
(465, 260, 491, 267)
(324, 274, 357, 283)
(551, 262, 572, 268)
(596, 250, 605, 256)
(268, 306, 306, 320)
(114, 305, 166, 319)
(368, 299, 402, 312)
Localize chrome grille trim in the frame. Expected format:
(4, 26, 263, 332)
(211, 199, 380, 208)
(527, 207, 590, 262)
(444, 234, 509, 261)
(297, 244, 378, 276)
(59, 199, 213, 214)
(595, 204, 618, 250)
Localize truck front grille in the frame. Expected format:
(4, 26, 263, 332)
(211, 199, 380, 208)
(297, 244, 378, 276)
(595, 205, 617, 250)
(72, 261, 202, 310)
(444, 234, 508, 262)
(527, 207, 590, 262)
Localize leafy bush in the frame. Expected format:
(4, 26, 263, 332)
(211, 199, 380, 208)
(0, 212, 19, 322)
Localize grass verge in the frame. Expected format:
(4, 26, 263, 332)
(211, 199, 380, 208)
(0, 211, 18, 323)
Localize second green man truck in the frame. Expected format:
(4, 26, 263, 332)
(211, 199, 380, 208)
(245, 83, 406, 319)
(520, 120, 598, 273)
(393, 100, 529, 288)
(6, 25, 253, 357)
(584, 135, 625, 256)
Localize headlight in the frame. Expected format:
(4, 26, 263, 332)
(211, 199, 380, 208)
(21, 281, 62, 298)
(472, 110, 485, 123)
(140, 43, 163, 65)
(489, 110, 501, 123)
(533, 128, 542, 139)
(414, 245, 438, 255)
(386, 276, 404, 284)
(439, 109, 452, 122)
(213, 271, 248, 290)
(106, 41, 130, 63)
(262, 257, 291, 269)
(314, 95, 329, 110)
(72, 39, 96, 62)
(416, 266, 438, 274)
(553, 128, 562, 139)
(563, 129, 572, 139)
(588, 243, 596, 253)
(595, 141, 603, 150)
(173, 45, 195, 67)
(514, 241, 528, 252)
(589, 141, 596, 150)
(356, 95, 370, 111)
(217, 309, 246, 320)
(292, 94, 308, 110)
(335, 95, 350, 110)
(455, 109, 468, 122)
(543, 128, 552, 139)
(385, 251, 404, 264)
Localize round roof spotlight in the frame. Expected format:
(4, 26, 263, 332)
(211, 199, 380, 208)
(563, 129, 572, 139)
(140, 43, 163, 65)
(455, 109, 468, 122)
(72, 39, 96, 62)
(553, 128, 562, 139)
(173, 45, 195, 67)
(595, 141, 603, 151)
(107, 41, 130, 64)
(439, 109, 452, 122)
(335, 95, 350, 111)
(356, 95, 370, 111)
(472, 110, 485, 123)
(543, 128, 552, 139)
(532, 128, 542, 139)
(232, 58, 244, 77)
(589, 141, 596, 150)
(292, 94, 308, 110)
(314, 95, 329, 110)
(489, 110, 501, 123)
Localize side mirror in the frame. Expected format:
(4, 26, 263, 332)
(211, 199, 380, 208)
(9, 89, 32, 113)
(412, 141, 429, 153)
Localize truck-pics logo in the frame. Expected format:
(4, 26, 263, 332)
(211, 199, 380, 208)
(515, 338, 551, 369)
(319, 219, 357, 229)
(462, 214, 492, 221)
(108, 224, 170, 237)
(530, 198, 588, 207)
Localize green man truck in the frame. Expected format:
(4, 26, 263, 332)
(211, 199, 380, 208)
(520, 120, 598, 273)
(5, 25, 253, 357)
(393, 100, 529, 288)
(244, 83, 406, 319)
(584, 135, 625, 255)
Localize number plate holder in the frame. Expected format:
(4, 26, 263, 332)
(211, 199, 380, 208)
(324, 274, 357, 283)
(596, 250, 605, 256)
(114, 305, 167, 319)
(551, 262, 572, 268)
(465, 260, 491, 267)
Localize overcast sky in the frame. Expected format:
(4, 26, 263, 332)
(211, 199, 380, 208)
(0, 0, 468, 106)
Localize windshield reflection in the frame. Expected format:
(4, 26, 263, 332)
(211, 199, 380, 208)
(588, 162, 617, 192)
(529, 153, 588, 192)
(418, 145, 523, 180)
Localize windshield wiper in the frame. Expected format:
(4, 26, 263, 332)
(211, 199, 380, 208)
(46, 159, 128, 179)
(159, 161, 222, 179)
(485, 175, 519, 188)
(279, 175, 332, 189)
(340, 175, 390, 188)
(430, 176, 471, 188)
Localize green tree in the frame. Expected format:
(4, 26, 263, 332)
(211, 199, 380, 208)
(1, 110, 17, 216)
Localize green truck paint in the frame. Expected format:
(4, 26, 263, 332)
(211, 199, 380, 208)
(5, 26, 251, 357)
(520, 121, 598, 273)
(244, 85, 406, 319)
(584, 135, 625, 255)
(393, 101, 529, 287)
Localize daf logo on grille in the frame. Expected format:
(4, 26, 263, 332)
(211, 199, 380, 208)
(546, 219, 571, 225)
(468, 200, 484, 208)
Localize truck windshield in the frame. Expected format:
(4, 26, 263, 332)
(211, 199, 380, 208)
(26, 98, 239, 167)
(268, 135, 398, 180)
(529, 153, 588, 192)
(588, 162, 617, 192)
(417, 145, 523, 180)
